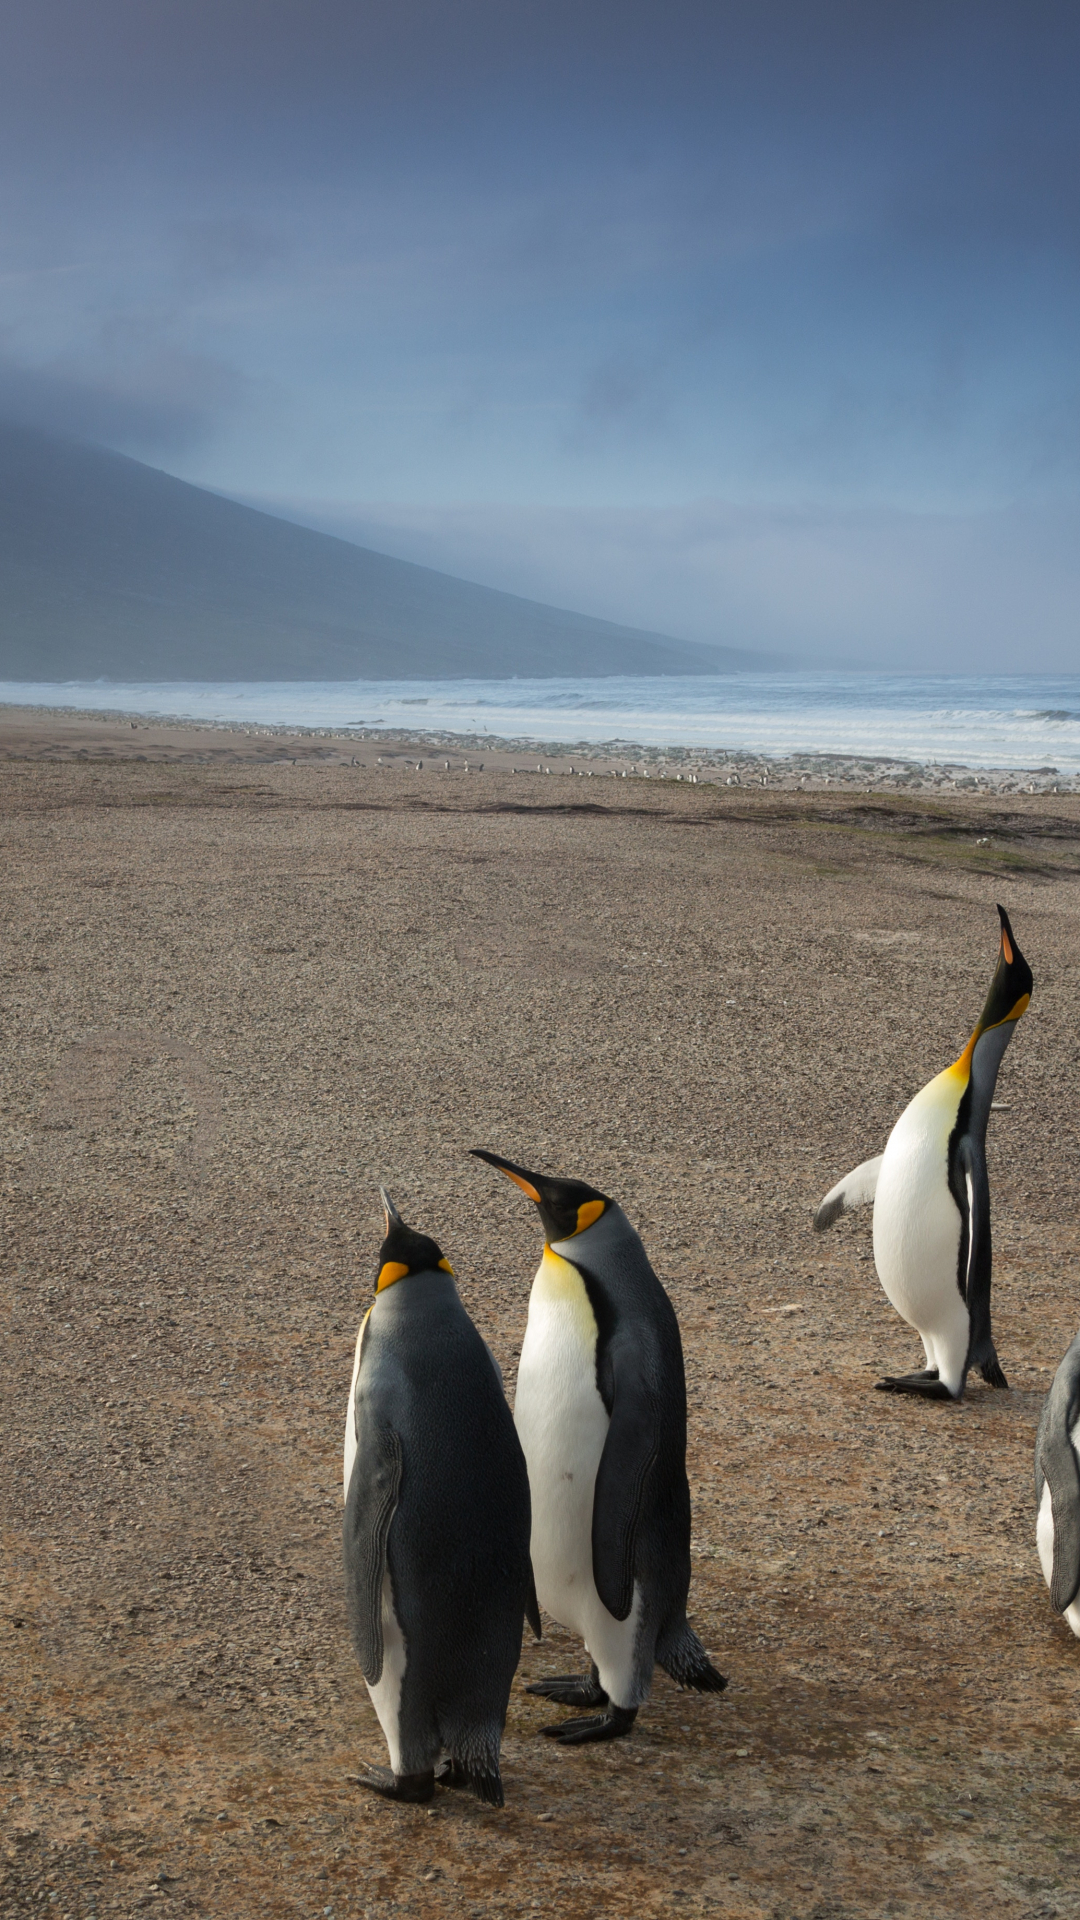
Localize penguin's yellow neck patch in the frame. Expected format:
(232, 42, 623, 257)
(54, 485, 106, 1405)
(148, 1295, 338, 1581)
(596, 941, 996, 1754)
(951, 990, 1032, 1080)
(950, 1034, 977, 1082)
(537, 1245, 586, 1296)
(534, 1245, 597, 1337)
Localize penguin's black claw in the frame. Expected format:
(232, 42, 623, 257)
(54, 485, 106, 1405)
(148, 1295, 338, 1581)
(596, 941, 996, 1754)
(526, 1672, 609, 1709)
(542, 1706, 637, 1745)
(358, 1764, 435, 1803)
(874, 1372, 957, 1400)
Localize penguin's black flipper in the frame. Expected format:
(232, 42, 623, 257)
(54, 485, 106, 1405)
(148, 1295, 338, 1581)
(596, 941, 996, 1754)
(1036, 1344, 1080, 1615)
(542, 1706, 637, 1744)
(342, 1422, 402, 1685)
(814, 1155, 884, 1231)
(525, 1564, 542, 1640)
(591, 1350, 659, 1622)
(957, 1135, 1007, 1389)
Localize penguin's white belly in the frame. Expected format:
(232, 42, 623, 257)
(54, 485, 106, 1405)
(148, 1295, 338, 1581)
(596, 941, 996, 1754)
(873, 1074, 969, 1388)
(514, 1251, 643, 1705)
(515, 1282, 609, 1630)
(366, 1571, 409, 1768)
(342, 1313, 369, 1501)
(1037, 1425, 1080, 1639)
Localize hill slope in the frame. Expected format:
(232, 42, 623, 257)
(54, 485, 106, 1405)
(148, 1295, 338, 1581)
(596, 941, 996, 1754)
(0, 424, 763, 680)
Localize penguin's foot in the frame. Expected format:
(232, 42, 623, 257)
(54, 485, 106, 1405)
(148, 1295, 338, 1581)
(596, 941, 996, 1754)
(358, 1764, 435, 1803)
(874, 1371, 957, 1400)
(434, 1758, 469, 1790)
(526, 1667, 608, 1710)
(542, 1705, 637, 1745)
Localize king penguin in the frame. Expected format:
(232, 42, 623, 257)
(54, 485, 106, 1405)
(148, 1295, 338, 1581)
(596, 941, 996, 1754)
(342, 1190, 539, 1805)
(814, 904, 1032, 1399)
(471, 1149, 725, 1744)
(1035, 1329, 1080, 1638)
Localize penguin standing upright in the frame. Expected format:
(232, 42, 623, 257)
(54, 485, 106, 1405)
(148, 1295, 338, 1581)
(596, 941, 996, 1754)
(471, 1149, 724, 1744)
(814, 905, 1032, 1399)
(342, 1190, 539, 1805)
(1035, 1329, 1080, 1638)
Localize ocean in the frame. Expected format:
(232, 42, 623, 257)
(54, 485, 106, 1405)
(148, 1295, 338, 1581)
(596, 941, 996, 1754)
(3, 673, 1080, 773)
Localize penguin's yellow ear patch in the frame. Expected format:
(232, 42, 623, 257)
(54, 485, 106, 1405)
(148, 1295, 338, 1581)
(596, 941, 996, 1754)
(376, 1260, 410, 1292)
(574, 1199, 606, 1234)
(438, 1257, 455, 1274)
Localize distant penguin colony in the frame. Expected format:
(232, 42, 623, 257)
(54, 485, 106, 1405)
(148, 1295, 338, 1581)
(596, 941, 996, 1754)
(341, 902, 1080, 1813)
(342, 1190, 537, 1805)
(814, 905, 1032, 1400)
(472, 1150, 724, 1743)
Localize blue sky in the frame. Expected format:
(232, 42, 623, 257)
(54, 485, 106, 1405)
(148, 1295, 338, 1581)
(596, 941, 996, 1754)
(2, 1, 1079, 666)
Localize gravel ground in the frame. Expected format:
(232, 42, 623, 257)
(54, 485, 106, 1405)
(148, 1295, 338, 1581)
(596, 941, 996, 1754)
(2, 751, 1080, 1920)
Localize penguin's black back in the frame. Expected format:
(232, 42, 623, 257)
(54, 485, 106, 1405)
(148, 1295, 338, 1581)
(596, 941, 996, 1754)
(345, 1271, 533, 1770)
(563, 1206, 695, 1654)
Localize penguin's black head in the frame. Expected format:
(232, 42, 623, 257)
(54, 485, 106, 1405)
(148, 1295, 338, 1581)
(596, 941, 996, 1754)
(971, 905, 1033, 1041)
(470, 1149, 611, 1243)
(374, 1188, 454, 1294)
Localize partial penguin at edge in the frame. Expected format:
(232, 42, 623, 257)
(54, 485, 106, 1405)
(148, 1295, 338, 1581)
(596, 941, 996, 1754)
(1035, 1328, 1080, 1638)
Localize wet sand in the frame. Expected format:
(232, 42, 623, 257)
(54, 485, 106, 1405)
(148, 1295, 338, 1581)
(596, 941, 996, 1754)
(2, 748, 1080, 1919)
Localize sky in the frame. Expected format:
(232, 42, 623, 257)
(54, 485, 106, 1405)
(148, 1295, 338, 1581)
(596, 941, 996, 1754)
(2, 0, 1079, 668)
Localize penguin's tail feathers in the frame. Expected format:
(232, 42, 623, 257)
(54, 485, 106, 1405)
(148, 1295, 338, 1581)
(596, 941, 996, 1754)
(978, 1349, 1009, 1390)
(657, 1621, 727, 1694)
(444, 1754, 503, 1807)
(466, 1764, 504, 1808)
(440, 1726, 505, 1807)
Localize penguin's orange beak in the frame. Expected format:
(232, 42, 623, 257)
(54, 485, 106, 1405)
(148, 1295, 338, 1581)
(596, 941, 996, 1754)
(501, 1167, 542, 1203)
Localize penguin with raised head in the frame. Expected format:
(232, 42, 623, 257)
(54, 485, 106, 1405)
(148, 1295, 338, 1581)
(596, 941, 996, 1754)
(471, 1149, 724, 1744)
(814, 904, 1032, 1399)
(342, 1190, 539, 1806)
(1035, 1330, 1080, 1638)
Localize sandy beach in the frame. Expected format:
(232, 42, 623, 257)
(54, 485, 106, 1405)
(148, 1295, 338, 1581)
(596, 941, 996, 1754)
(3, 703, 1079, 794)
(3, 735, 1080, 1919)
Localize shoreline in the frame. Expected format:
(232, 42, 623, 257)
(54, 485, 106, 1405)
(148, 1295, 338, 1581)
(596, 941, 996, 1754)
(2, 700, 1078, 792)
